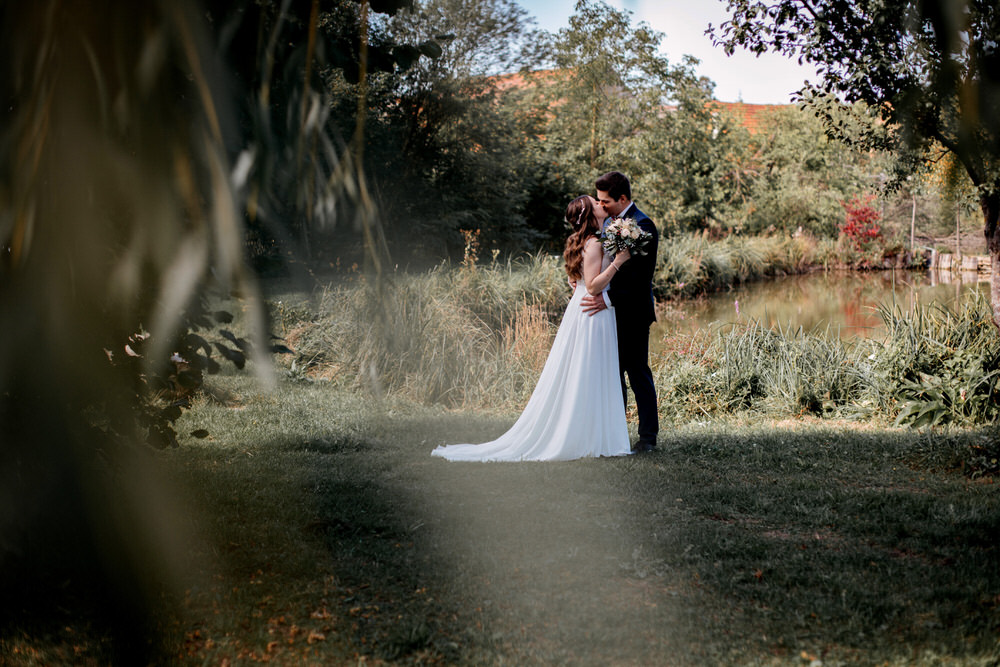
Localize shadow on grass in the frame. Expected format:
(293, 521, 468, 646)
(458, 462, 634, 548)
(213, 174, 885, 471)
(0, 404, 194, 666)
(16, 398, 997, 665)
(631, 428, 1000, 663)
(163, 421, 516, 664)
(335, 419, 1000, 665)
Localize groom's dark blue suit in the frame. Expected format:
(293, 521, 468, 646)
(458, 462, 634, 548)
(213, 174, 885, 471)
(606, 203, 659, 447)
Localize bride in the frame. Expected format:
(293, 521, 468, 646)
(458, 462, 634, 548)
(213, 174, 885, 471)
(432, 195, 632, 462)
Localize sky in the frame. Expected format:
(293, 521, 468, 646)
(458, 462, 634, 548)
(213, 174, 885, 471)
(514, 0, 819, 104)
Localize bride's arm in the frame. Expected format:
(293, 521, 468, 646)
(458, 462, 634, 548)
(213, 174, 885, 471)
(583, 238, 629, 296)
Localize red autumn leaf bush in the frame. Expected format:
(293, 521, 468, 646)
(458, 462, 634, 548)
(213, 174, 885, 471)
(839, 196, 882, 252)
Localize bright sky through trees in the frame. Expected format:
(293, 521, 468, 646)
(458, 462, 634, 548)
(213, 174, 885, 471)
(515, 0, 820, 103)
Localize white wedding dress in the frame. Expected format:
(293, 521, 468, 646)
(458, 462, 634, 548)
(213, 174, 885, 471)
(432, 250, 631, 462)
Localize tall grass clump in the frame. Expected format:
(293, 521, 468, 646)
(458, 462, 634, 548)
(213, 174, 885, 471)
(872, 291, 1000, 427)
(277, 255, 568, 408)
(716, 320, 875, 416)
(653, 320, 877, 420)
(653, 291, 1000, 426)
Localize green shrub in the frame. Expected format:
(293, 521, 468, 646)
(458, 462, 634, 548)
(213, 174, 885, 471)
(654, 232, 825, 298)
(876, 293, 1000, 427)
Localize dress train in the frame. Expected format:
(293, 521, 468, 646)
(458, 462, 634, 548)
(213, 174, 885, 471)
(431, 279, 630, 462)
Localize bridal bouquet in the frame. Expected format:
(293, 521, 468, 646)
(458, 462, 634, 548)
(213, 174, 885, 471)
(603, 217, 652, 257)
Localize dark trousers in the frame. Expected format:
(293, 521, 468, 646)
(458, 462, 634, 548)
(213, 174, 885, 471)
(617, 319, 658, 444)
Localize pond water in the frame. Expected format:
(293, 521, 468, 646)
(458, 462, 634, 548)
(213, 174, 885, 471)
(654, 269, 990, 342)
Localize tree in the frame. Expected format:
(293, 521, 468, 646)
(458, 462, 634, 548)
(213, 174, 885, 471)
(353, 0, 552, 259)
(711, 0, 1000, 324)
(742, 105, 874, 237)
(543, 1, 682, 184)
(522, 0, 737, 234)
(390, 0, 549, 78)
(652, 82, 752, 235)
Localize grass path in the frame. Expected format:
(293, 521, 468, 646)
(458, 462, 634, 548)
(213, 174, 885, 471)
(135, 378, 1000, 665)
(7, 377, 996, 664)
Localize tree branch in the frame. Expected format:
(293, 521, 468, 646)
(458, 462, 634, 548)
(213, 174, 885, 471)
(931, 127, 984, 187)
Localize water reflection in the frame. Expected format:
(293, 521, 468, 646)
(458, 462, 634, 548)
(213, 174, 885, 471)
(655, 270, 989, 342)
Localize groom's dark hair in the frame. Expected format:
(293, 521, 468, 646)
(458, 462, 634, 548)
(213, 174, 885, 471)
(595, 171, 631, 201)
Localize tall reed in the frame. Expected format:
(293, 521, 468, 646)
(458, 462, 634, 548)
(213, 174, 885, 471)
(653, 319, 879, 420)
(276, 245, 999, 427)
(279, 255, 567, 408)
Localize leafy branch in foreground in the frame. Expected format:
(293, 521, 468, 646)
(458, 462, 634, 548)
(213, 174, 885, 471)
(102, 295, 293, 449)
(0, 2, 266, 659)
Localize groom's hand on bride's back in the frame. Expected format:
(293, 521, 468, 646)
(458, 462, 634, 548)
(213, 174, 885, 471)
(581, 294, 607, 316)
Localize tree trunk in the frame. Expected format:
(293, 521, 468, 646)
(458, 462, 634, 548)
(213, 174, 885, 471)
(589, 99, 598, 169)
(983, 190, 1000, 328)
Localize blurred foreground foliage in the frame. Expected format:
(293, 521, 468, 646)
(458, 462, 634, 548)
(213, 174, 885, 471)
(0, 0, 423, 660)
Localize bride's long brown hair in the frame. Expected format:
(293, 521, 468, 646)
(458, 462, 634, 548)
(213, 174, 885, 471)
(563, 195, 601, 280)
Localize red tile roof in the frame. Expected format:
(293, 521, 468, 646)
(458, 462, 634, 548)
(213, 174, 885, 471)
(492, 70, 794, 134)
(708, 101, 794, 134)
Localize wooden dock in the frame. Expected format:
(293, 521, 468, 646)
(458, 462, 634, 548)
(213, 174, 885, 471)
(928, 251, 991, 282)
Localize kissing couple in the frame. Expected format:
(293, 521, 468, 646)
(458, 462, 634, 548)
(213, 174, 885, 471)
(432, 171, 659, 462)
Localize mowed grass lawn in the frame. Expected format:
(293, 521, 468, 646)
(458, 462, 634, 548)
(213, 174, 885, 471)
(7, 375, 998, 665)
(132, 374, 999, 666)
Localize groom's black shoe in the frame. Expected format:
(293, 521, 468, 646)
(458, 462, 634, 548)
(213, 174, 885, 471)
(632, 439, 656, 453)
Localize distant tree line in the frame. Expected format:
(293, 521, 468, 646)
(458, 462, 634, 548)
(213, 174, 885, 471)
(203, 0, 979, 275)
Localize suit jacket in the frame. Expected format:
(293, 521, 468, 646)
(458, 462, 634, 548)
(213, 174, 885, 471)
(607, 203, 658, 328)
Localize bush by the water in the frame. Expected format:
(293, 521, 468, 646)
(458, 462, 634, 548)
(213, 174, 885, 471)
(654, 292, 1000, 425)
(881, 296, 1000, 427)
(654, 232, 834, 297)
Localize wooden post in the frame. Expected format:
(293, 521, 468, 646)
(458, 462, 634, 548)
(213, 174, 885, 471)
(910, 195, 916, 251)
(956, 205, 961, 259)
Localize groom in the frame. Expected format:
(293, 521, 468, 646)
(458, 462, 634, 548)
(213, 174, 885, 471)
(581, 171, 659, 453)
